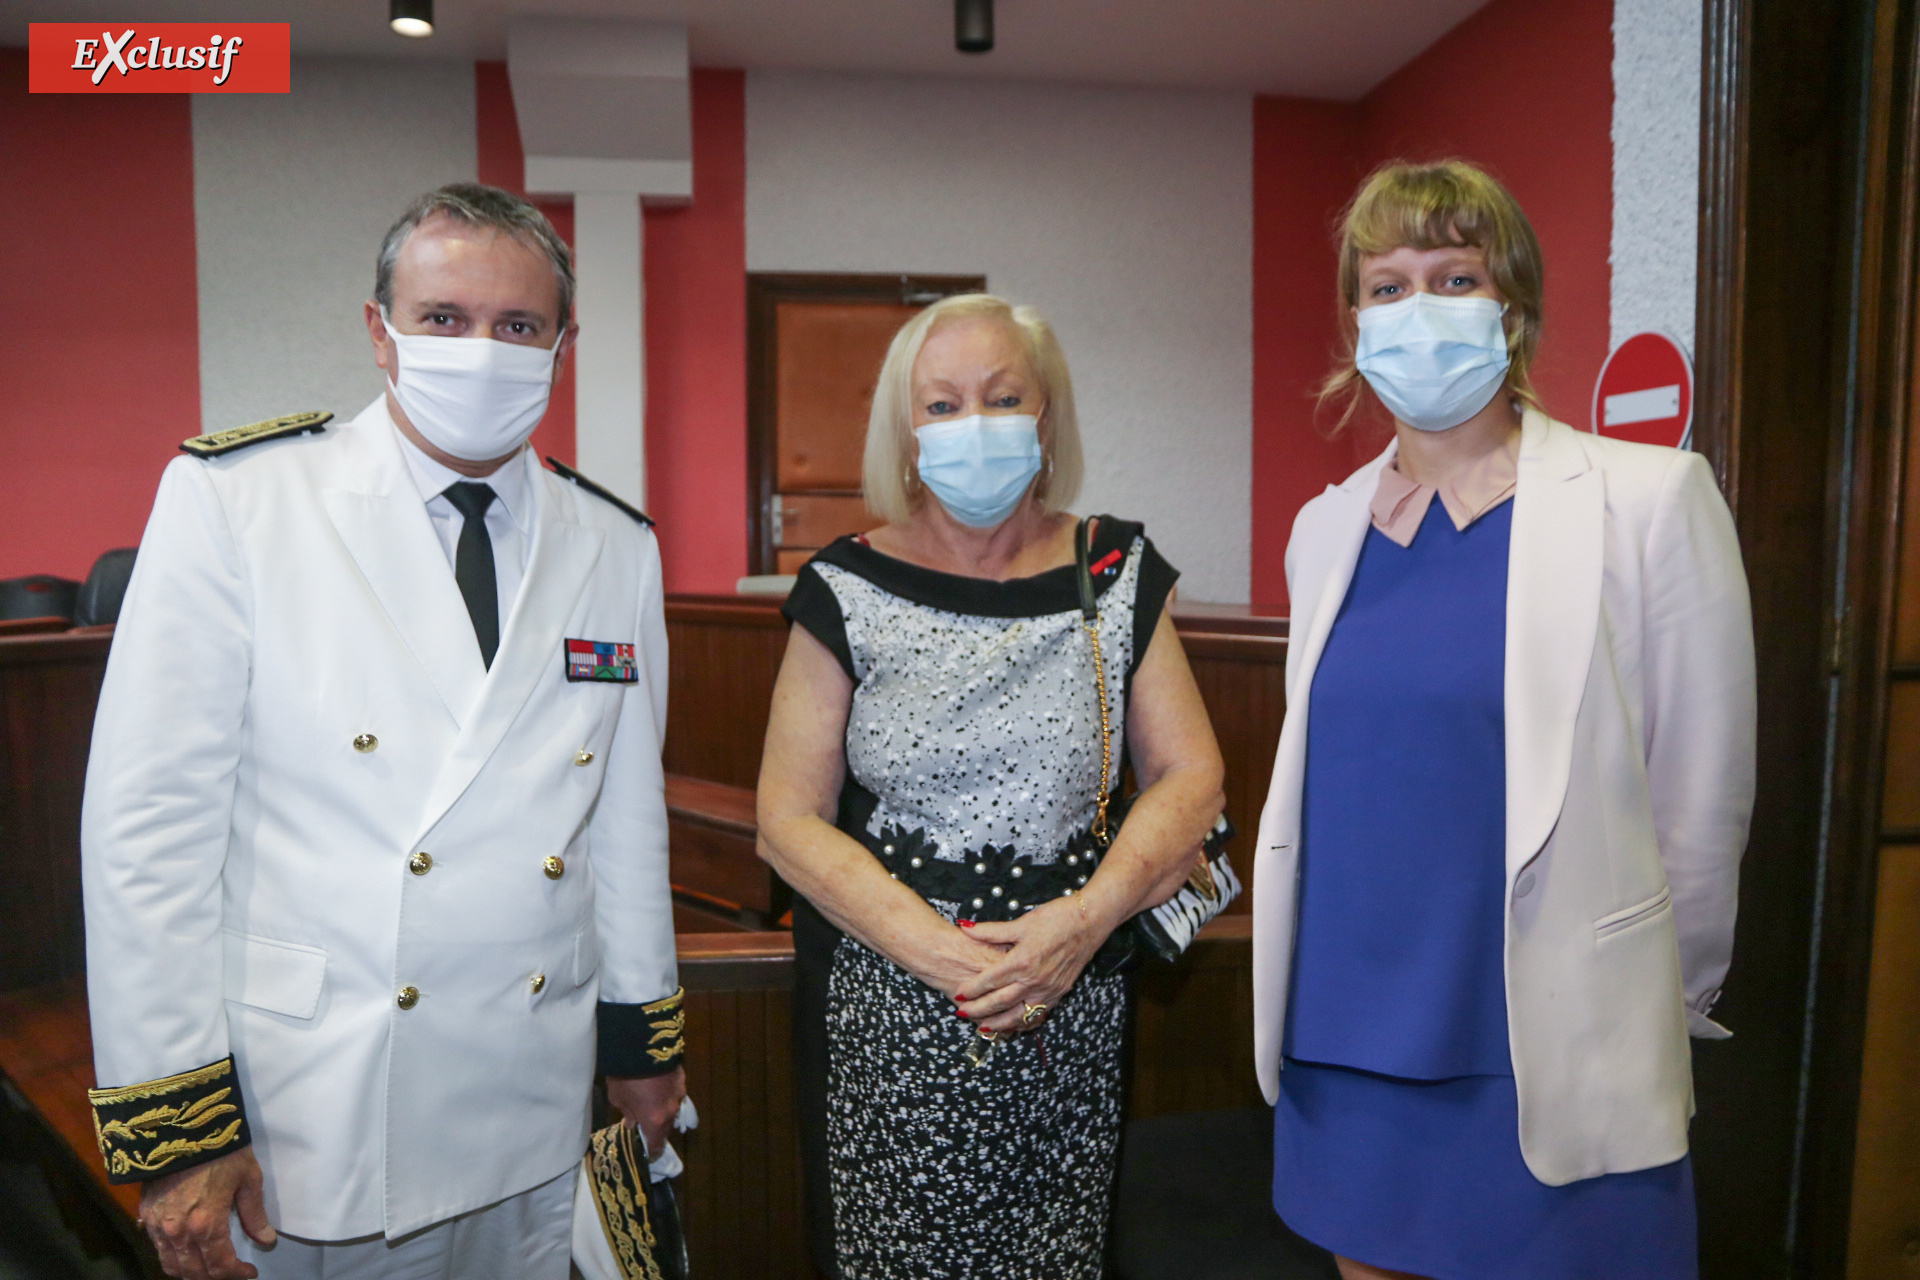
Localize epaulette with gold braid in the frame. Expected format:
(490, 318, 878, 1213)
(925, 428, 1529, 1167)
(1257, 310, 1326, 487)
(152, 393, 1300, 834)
(544, 456, 655, 526)
(181, 410, 332, 458)
(88, 1055, 252, 1184)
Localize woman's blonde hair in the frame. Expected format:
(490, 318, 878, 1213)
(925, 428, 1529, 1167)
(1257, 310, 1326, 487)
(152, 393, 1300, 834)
(1318, 159, 1545, 431)
(862, 293, 1084, 525)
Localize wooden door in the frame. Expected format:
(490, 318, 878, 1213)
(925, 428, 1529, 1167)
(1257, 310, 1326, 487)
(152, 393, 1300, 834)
(748, 273, 986, 576)
(1848, 160, 1920, 1276)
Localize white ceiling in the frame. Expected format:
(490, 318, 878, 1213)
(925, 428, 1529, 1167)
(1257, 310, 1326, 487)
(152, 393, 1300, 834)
(1, 0, 1489, 101)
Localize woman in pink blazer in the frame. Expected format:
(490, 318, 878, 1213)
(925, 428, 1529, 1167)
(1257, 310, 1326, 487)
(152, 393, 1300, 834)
(1252, 160, 1755, 1279)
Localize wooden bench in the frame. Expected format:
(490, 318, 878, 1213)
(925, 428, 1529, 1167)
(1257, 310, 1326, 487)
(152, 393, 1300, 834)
(667, 773, 790, 930)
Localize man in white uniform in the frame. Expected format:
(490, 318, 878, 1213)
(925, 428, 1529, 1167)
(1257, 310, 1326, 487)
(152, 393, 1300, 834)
(81, 183, 687, 1280)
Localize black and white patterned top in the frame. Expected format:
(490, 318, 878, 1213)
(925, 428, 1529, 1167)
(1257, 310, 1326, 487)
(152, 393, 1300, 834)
(783, 517, 1179, 921)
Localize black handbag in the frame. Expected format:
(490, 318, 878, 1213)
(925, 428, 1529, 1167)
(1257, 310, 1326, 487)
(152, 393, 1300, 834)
(1075, 518, 1240, 964)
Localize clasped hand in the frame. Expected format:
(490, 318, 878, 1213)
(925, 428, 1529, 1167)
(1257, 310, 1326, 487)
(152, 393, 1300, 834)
(948, 896, 1108, 1035)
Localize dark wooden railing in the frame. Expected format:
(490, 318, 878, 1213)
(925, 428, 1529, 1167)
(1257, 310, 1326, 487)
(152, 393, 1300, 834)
(0, 594, 1286, 1275)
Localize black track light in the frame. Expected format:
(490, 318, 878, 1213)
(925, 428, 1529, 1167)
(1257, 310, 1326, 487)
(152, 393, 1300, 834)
(955, 0, 993, 54)
(390, 0, 433, 38)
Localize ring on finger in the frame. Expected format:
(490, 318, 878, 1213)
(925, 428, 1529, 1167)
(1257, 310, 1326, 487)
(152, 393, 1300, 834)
(1022, 1002, 1049, 1025)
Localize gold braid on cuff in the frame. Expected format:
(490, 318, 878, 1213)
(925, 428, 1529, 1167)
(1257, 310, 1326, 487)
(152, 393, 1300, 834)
(88, 1055, 250, 1184)
(641, 987, 687, 1067)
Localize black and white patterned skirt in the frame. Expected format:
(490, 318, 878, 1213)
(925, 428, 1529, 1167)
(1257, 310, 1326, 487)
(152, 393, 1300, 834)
(824, 938, 1126, 1280)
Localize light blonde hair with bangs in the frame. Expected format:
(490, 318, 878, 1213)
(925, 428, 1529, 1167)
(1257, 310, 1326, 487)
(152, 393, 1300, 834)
(1319, 159, 1545, 431)
(862, 294, 1084, 525)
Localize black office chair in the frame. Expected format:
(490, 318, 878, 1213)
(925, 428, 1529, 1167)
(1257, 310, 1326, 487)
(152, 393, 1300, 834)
(74, 548, 138, 627)
(1110, 1108, 1338, 1280)
(0, 575, 79, 623)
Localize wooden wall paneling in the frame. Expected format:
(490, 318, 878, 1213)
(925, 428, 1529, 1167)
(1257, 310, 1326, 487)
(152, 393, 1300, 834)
(1797, 0, 1920, 1274)
(1180, 630, 1287, 915)
(1881, 681, 1920, 834)
(0, 631, 111, 993)
(663, 596, 792, 790)
(677, 935, 809, 1280)
(1127, 917, 1264, 1119)
(1689, 0, 1920, 1269)
(1845, 8, 1920, 1266)
(1683, 0, 1907, 1273)
(1849, 845, 1920, 1276)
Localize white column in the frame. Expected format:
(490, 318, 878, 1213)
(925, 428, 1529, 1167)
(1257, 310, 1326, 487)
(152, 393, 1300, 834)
(1611, 0, 1702, 351)
(570, 191, 647, 509)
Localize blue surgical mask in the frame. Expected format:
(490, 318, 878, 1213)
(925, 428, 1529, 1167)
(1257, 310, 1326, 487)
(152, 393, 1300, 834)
(1354, 293, 1511, 432)
(915, 414, 1044, 528)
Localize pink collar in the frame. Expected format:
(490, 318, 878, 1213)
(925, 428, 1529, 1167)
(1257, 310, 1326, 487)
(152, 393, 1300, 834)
(1368, 447, 1518, 548)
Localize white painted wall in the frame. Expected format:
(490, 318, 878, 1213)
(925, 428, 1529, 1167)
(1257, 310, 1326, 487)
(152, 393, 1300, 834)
(192, 58, 476, 433)
(745, 71, 1254, 604)
(1610, 0, 1701, 352)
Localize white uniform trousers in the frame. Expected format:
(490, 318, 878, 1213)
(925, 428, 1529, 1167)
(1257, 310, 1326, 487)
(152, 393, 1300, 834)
(232, 1169, 573, 1279)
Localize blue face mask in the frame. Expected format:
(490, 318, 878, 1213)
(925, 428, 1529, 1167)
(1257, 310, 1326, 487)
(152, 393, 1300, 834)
(915, 414, 1044, 528)
(1354, 293, 1511, 432)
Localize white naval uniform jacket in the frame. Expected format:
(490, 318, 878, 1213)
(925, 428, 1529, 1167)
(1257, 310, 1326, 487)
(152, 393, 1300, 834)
(1251, 409, 1756, 1185)
(81, 398, 677, 1239)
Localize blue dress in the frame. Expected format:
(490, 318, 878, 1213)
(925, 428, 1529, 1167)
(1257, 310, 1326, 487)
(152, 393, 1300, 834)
(1272, 497, 1697, 1279)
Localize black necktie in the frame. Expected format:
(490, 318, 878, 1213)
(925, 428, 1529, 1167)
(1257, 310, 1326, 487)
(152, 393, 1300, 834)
(442, 482, 500, 669)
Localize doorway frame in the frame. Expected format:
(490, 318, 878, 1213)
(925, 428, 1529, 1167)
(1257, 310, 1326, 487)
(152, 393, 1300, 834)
(1691, 0, 1920, 1274)
(745, 272, 988, 576)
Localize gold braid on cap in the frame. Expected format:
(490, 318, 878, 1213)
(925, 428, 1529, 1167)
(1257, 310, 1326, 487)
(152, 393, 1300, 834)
(586, 1122, 667, 1280)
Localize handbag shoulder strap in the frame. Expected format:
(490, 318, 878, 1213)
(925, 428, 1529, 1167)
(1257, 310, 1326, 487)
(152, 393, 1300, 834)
(1075, 516, 1114, 845)
(1074, 516, 1098, 623)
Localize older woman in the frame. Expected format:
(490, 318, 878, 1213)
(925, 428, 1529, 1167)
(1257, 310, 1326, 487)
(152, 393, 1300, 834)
(1253, 160, 1755, 1279)
(757, 293, 1225, 1280)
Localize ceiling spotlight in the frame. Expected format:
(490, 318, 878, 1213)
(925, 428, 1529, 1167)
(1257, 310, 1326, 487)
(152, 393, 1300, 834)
(955, 0, 993, 54)
(390, 0, 433, 38)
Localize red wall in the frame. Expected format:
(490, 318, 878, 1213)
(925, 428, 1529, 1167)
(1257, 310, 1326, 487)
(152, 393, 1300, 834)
(1250, 96, 1369, 610)
(1250, 0, 1615, 608)
(475, 61, 578, 470)
(643, 69, 749, 596)
(475, 63, 748, 594)
(0, 48, 203, 582)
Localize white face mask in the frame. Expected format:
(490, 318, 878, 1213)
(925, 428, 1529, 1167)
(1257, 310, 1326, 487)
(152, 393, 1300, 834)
(382, 316, 557, 461)
(1354, 293, 1512, 433)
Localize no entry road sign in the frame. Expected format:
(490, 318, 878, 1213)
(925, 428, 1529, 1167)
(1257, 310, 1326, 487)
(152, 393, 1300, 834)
(1591, 331, 1693, 449)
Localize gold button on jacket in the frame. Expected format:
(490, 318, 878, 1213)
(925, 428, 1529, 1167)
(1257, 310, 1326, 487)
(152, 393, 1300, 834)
(542, 856, 565, 880)
(396, 986, 419, 1010)
(573, 749, 594, 766)
(353, 734, 378, 753)
(530, 973, 546, 994)
(408, 852, 433, 876)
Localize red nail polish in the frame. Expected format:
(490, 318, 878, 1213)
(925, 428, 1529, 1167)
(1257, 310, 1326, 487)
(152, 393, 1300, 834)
(956, 1010, 970, 1019)
(959, 920, 975, 928)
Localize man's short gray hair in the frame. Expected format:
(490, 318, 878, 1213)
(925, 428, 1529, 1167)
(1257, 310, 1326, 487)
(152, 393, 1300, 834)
(375, 182, 575, 328)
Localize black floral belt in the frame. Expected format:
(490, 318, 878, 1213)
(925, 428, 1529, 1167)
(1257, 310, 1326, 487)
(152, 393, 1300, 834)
(860, 821, 1108, 925)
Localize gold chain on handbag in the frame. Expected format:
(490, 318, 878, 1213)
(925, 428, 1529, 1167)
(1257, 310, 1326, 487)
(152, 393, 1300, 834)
(1075, 518, 1220, 900)
(1076, 518, 1115, 850)
(1085, 613, 1114, 850)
